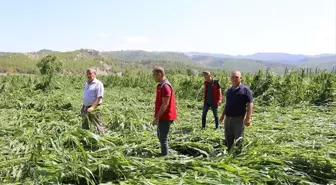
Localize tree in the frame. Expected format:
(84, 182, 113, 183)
(36, 54, 63, 90)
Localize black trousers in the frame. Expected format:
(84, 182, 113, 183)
(224, 116, 245, 153)
(157, 120, 173, 156)
(202, 103, 219, 128)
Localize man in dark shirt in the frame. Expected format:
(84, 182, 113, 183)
(220, 70, 253, 153)
(202, 71, 223, 129)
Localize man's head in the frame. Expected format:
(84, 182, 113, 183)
(230, 70, 242, 86)
(152, 66, 165, 82)
(202, 71, 212, 81)
(86, 68, 96, 82)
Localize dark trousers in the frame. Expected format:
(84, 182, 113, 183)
(157, 120, 173, 156)
(202, 103, 219, 128)
(224, 116, 245, 153)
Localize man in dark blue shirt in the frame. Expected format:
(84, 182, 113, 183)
(220, 70, 253, 153)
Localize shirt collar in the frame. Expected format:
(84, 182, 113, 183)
(205, 78, 215, 83)
(159, 78, 168, 85)
(231, 83, 242, 90)
(87, 78, 97, 84)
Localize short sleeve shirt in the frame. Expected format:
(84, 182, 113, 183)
(224, 84, 253, 117)
(83, 78, 104, 106)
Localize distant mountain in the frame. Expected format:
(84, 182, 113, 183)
(243, 53, 308, 64)
(102, 50, 190, 62)
(104, 50, 291, 73)
(36, 49, 55, 53)
(190, 55, 292, 74)
(0, 49, 335, 74)
(302, 55, 336, 70)
(186, 52, 335, 65)
(82, 50, 336, 73)
(185, 52, 234, 59)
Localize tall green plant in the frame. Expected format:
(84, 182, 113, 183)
(36, 55, 63, 90)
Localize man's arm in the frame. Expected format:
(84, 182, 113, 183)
(90, 97, 102, 109)
(221, 102, 228, 117)
(246, 103, 253, 118)
(244, 88, 254, 123)
(91, 82, 104, 109)
(219, 87, 223, 102)
(155, 96, 170, 120)
(216, 81, 223, 103)
(220, 89, 228, 122)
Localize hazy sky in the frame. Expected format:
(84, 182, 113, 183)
(0, 0, 335, 55)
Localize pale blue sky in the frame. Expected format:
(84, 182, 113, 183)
(0, 0, 335, 55)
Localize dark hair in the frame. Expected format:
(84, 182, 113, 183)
(202, 71, 211, 76)
(86, 68, 96, 74)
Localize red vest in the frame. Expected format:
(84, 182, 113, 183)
(155, 80, 177, 121)
(204, 80, 222, 105)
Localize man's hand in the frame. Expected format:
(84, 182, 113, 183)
(219, 115, 225, 124)
(152, 118, 159, 126)
(218, 100, 222, 105)
(244, 116, 252, 127)
(87, 107, 94, 113)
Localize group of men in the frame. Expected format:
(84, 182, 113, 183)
(80, 67, 253, 156)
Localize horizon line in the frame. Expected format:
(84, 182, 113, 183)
(0, 48, 335, 56)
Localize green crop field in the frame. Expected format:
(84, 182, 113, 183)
(0, 70, 335, 185)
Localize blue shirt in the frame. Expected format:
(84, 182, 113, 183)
(83, 78, 104, 106)
(224, 84, 253, 117)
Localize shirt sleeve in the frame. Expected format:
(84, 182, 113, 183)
(246, 88, 253, 103)
(161, 84, 172, 97)
(97, 83, 104, 98)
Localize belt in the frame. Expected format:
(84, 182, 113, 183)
(226, 116, 244, 118)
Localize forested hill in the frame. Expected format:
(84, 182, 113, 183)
(0, 49, 335, 75)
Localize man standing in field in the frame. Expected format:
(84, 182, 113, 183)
(152, 66, 177, 156)
(202, 71, 223, 129)
(81, 68, 106, 135)
(220, 70, 253, 153)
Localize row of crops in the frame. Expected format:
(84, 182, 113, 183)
(0, 70, 335, 184)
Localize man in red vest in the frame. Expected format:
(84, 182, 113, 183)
(202, 71, 223, 129)
(152, 66, 177, 156)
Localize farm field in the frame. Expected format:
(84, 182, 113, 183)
(0, 72, 335, 185)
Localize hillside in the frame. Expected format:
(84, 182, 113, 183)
(102, 50, 190, 62)
(186, 52, 308, 64)
(186, 52, 336, 67)
(302, 55, 336, 70)
(0, 49, 204, 75)
(102, 50, 290, 73)
(190, 55, 291, 73)
(0, 49, 335, 75)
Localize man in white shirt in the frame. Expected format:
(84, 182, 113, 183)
(81, 68, 105, 135)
